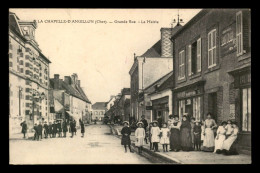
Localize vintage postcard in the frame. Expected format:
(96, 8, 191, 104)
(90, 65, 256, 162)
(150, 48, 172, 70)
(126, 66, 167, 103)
(9, 8, 251, 164)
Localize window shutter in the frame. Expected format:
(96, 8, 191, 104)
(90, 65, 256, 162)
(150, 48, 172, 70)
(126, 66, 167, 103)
(197, 38, 201, 72)
(236, 11, 243, 56)
(242, 10, 250, 54)
(188, 45, 192, 76)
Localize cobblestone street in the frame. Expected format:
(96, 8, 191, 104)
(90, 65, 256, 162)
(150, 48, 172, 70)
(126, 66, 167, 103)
(9, 124, 151, 164)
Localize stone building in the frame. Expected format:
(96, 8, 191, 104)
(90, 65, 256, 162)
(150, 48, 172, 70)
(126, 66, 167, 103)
(170, 9, 251, 152)
(9, 12, 51, 132)
(92, 102, 107, 121)
(129, 25, 182, 122)
(49, 74, 91, 126)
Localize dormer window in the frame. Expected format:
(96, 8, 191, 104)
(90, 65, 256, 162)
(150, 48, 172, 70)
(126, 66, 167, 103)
(23, 26, 29, 35)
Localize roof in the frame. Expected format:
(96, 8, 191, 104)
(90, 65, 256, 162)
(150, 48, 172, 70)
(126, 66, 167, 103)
(149, 73, 174, 95)
(49, 78, 91, 104)
(144, 71, 173, 94)
(92, 102, 107, 110)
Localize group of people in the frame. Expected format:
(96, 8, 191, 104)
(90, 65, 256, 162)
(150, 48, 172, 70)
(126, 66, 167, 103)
(121, 113, 239, 156)
(20, 118, 86, 140)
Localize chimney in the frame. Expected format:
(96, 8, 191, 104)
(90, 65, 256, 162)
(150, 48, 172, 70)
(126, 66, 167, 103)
(64, 76, 71, 85)
(160, 28, 173, 57)
(53, 74, 60, 89)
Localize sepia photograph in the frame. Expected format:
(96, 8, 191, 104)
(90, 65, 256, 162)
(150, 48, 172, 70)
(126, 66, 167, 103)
(8, 8, 251, 164)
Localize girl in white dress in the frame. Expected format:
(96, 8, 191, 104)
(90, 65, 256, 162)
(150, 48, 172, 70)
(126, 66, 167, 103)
(214, 121, 227, 153)
(202, 113, 217, 152)
(151, 121, 161, 152)
(160, 123, 170, 152)
(135, 122, 146, 154)
(222, 122, 239, 155)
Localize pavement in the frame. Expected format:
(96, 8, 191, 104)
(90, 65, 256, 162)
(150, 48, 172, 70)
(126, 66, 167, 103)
(9, 123, 151, 164)
(110, 124, 252, 164)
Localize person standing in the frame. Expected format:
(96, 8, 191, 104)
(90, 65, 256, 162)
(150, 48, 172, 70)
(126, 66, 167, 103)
(62, 119, 68, 137)
(57, 120, 62, 137)
(80, 119, 85, 138)
(70, 120, 74, 138)
(169, 115, 181, 152)
(202, 113, 217, 152)
(38, 121, 43, 140)
(121, 121, 134, 153)
(180, 115, 193, 151)
(43, 121, 48, 138)
(160, 123, 170, 152)
(135, 122, 146, 154)
(190, 117, 195, 150)
(214, 121, 227, 154)
(157, 115, 162, 129)
(52, 121, 57, 138)
(151, 121, 161, 152)
(73, 119, 77, 136)
(33, 123, 39, 141)
(140, 115, 148, 144)
(193, 121, 202, 151)
(148, 122, 153, 150)
(201, 120, 205, 148)
(48, 122, 53, 138)
(20, 121, 27, 138)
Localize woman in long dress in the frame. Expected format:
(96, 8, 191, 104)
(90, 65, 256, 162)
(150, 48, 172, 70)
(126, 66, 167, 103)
(202, 113, 217, 152)
(151, 121, 161, 152)
(169, 115, 181, 152)
(180, 115, 193, 151)
(135, 122, 146, 154)
(222, 122, 239, 155)
(214, 121, 227, 153)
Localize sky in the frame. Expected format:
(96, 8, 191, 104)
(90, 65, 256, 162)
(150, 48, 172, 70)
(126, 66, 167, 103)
(10, 8, 201, 103)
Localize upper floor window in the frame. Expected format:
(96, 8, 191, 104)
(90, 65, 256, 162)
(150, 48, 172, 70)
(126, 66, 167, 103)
(188, 38, 202, 76)
(178, 50, 185, 80)
(236, 11, 243, 56)
(208, 29, 217, 68)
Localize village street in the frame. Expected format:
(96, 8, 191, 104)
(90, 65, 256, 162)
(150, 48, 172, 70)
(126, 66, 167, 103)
(9, 123, 151, 164)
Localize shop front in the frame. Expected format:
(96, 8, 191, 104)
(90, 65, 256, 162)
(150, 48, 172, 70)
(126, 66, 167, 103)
(174, 80, 205, 121)
(152, 96, 169, 124)
(229, 65, 251, 151)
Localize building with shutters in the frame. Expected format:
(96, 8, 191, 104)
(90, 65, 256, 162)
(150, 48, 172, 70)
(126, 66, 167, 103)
(170, 9, 251, 153)
(129, 25, 182, 123)
(9, 12, 51, 132)
(92, 102, 107, 121)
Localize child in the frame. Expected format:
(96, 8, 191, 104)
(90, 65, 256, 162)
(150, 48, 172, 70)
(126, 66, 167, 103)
(193, 121, 202, 151)
(225, 120, 233, 138)
(151, 121, 161, 152)
(121, 121, 134, 153)
(160, 123, 170, 152)
(148, 122, 153, 150)
(135, 122, 146, 154)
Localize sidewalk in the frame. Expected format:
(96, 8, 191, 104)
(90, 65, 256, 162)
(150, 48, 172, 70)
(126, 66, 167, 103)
(111, 125, 251, 164)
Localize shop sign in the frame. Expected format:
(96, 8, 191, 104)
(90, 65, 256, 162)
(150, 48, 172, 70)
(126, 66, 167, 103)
(177, 90, 197, 99)
(221, 23, 236, 57)
(240, 73, 251, 85)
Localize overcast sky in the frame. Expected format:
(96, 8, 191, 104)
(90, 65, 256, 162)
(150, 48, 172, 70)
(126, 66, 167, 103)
(10, 8, 201, 103)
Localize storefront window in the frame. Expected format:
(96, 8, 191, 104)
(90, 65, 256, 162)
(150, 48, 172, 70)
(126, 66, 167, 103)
(178, 100, 185, 120)
(242, 87, 251, 132)
(192, 97, 201, 121)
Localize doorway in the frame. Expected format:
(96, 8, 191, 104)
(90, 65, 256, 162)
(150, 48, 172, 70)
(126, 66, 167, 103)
(208, 92, 217, 122)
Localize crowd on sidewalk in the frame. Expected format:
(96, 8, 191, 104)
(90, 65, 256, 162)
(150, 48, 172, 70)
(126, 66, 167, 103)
(120, 113, 240, 156)
(19, 118, 86, 140)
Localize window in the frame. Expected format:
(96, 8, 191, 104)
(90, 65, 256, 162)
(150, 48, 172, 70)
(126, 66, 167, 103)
(19, 60, 23, 65)
(188, 38, 202, 76)
(236, 11, 243, 56)
(178, 50, 185, 79)
(9, 53, 12, 59)
(9, 62, 13, 67)
(20, 68, 24, 73)
(242, 87, 251, 132)
(197, 38, 202, 72)
(178, 100, 186, 120)
(192, 97, 201, 121)
(208, 29, 217, 68)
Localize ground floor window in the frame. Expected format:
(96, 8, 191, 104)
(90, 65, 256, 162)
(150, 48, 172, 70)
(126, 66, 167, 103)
(242, 87, 251, 132)
(192, 97, 201, 121)
(178, 96, 202, 121)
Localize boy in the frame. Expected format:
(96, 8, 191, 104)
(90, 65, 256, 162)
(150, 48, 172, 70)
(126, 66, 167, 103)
(194, 121, 202, 151)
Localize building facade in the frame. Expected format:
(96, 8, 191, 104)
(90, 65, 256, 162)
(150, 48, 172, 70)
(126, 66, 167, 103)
(9, 12, 51, 132)
(49, 74, 92, 126)
(171, 9, 251, 151)
(92, 102, 107, 121)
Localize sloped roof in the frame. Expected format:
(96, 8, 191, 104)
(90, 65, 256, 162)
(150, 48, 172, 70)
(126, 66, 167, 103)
(141, 40, 161, 57)
(92, 102, 107, 110)
(144, 71, 173, 94)
(151, 73, 173, 94)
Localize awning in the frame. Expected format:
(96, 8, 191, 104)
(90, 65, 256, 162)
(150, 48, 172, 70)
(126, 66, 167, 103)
(54, 99, 63, 112)
(66, 111, 75, 117)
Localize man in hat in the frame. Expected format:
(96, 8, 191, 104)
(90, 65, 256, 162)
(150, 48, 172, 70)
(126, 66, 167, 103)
(140, 115, 148, 144)
(57, 120, 62, 137)
(52, 121, 57, 138)
(121, 121, 134, 153)
(48, 122, 53, 138)
(62, 119, 68, 138)
(38, 121, 43, 140)
(70, 119, 75, 138)
(20, 121, 27, 138)
(43, 121, 48, 138)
